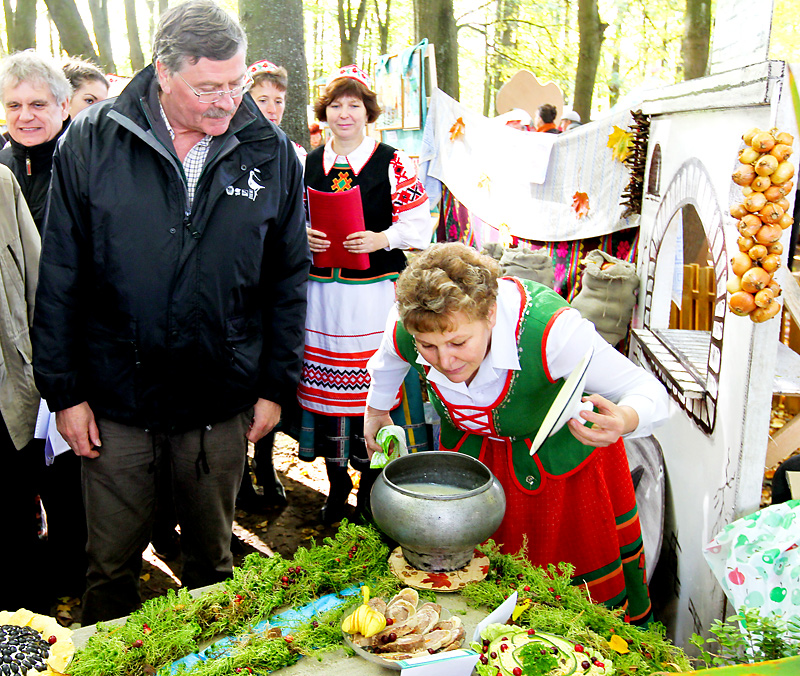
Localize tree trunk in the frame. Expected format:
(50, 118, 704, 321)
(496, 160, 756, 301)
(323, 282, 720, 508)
(88, 0, 115, 72)
(608, 12, 623, 107)
(240, 0, 311, 149)
(338, 0, 368, 67)
(573, 0, 606, 124)
(681, 0, 710, 80)
(414, 0, 458, 99)
(4, 0, 37, 51)
(43, 0, 100, 60)
(124, 0, 145, 72)
(372, 0, 391, 55)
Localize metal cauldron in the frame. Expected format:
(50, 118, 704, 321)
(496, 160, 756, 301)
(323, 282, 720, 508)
(370, 451, 506, 571)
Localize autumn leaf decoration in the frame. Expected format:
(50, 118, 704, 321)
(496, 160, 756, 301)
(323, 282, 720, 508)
(572, 191, 590, 219)
(607, 125, 634, 162)
(449, 116, 466, 142)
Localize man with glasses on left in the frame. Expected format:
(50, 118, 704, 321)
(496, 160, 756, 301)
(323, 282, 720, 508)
(32, 0, 310, 624)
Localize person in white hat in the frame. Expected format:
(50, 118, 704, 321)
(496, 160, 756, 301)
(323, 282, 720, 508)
(559, 109, 582, 133)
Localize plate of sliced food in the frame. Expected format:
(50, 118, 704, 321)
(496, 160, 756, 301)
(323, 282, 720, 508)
(0, 608, 74, 675)
(341, 586, 466, 670)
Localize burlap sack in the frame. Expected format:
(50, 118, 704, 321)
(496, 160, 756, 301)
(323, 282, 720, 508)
(499, 247, 555, 289)
(481, 242, 505, 261)
(571, 249, 639, 345)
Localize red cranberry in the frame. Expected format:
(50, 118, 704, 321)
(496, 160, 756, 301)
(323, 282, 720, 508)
(388, 633, 397, 642)
(281, 576, 289, 583)
(523, 585, 531, 592)
(490, 651, 497, 659)
(527, 628, 536, 635)
(513, 669, 522, 676)
(501, 636, 508, 641)
(582, 661, 591, 670)
(479, 654, 488, 665)
(47, 636, 57, 645)
(133, 640, 143, 648)
(596, 662, 605, 668)
(284, 635, 294, 643)
(386, 618, 394, 626)
(517, 574, 524, 580)
(547, 587, 555, 592)
(500, 644, 508, 652)
(143, 623, 151, 634)
(574, 644, 584, 653)
(428, 648, 435, 654)
(554, 595, 562, 601)
(312, 621, 319, 628)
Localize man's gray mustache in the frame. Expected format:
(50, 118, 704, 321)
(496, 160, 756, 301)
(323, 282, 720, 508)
(203, 107, 234, 119)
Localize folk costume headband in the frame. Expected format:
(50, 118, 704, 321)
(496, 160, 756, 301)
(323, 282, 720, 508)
(326, 64, 372, 90)
(248, 59, 280, 76)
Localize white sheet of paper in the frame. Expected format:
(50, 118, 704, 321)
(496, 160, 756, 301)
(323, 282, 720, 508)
(399, 649, 480, 676)
(36, 399, 71, 464)
(788, 471, 800, 500)
(471, 590, 518, 644)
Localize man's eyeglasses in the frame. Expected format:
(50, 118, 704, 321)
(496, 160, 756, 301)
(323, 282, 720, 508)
(177, 73, 253, 104)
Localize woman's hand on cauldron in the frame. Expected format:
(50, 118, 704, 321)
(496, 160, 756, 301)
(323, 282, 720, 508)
(567, 393, 639, 447)
(307, 227, 330, 253)
(344, 231, 389, 254)
(364, 406, 394, 458)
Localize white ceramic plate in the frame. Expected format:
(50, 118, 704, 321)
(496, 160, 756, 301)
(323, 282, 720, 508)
(342, 607, 455, 671)
(529, 346, 594, 455)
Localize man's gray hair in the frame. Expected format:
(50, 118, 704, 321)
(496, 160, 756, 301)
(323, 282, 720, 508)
(153, 0, 247, 75)
(0, 49, 72, 105)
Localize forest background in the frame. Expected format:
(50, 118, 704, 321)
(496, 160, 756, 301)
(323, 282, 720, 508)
(0, 0, 796, 149)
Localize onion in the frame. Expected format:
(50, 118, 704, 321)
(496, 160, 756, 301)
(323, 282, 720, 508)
(776, 131, 794, 146)
(731, 203, 749, 219)
(729, 291, 757, 316)
(741, 266, 772, 293)
(739, 214, 763, 237)
(775, 180, 794, 195)
(769, 280, 782, 296)
(727, 276, 743, 294)
(754, 287, 776, 308)
(750, 301, 782, 323)
(768, 241, 784, 255)
(776, 196, 791, 212)
(748, 244, 768, 261)
(779, 213, 794, 230)
(739, 147, 761, 165)
(763, 185, 785, 202)
(738, 235, 756, 251)
(752, 175, 772, 191)
(755, 223, 783, 244)
(755, 155, 779, 176)
(770, 144, 793, 162)
(732, 163, 756, 186)
(744, 192, 768, 212)
(752, 131, 776, 152)
(743, 127, 762, 145)
(742, 185, 754, 197)
(731, 251, 754, 276)
(771, 160, 795, 185)
(761, 253, 781, 273)
(758, 202, 784, 224)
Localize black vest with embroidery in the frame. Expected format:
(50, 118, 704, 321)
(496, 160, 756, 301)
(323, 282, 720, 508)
(305, 142, 407, 282)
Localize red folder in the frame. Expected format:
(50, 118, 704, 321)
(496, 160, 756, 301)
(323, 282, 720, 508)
(307, 186, 370, 270)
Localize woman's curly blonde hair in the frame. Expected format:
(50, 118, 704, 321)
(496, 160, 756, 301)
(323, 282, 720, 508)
(396, 243, 500, 333)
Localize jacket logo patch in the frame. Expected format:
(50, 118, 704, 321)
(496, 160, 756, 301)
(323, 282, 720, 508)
(226, 168, 264, 201)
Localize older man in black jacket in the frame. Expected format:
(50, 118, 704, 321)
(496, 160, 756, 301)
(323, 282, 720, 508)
(32, 0, 310, 624)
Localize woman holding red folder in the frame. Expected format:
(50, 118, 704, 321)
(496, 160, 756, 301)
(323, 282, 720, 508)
(299, 65, 432, 524)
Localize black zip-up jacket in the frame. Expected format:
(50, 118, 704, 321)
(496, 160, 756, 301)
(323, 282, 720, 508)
(32, 65, 311, 433)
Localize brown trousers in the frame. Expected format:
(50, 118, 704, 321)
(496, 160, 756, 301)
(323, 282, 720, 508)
(81, 411, 249, 624)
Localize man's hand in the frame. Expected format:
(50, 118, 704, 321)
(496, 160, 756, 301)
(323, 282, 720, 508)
(364, 406, 394, 459)
(247, 398, 281, 443)
(56, 401, 101, 458)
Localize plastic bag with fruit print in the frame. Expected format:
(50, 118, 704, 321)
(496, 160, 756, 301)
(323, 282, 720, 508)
(703, 500, 800, 619)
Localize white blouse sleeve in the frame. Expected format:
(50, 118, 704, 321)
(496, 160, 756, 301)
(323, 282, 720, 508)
(381, 150, 433, 251)
(545, 308, 670, 438)
(366, 305, 413, 410)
